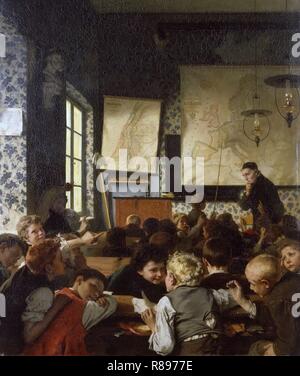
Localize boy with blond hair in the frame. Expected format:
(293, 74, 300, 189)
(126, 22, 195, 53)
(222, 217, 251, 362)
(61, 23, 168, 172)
(142, 252, 222, 356)
(228, 254, 300, 355)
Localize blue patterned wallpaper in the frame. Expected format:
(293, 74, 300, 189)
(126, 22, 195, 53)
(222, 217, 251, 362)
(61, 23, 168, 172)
(0, 11, 27, 232)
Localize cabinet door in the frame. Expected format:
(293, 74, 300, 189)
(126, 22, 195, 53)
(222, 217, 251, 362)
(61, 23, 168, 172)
(115, 199, 172, 226)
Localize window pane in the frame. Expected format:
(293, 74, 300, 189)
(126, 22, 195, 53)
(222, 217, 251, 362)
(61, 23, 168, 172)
(74, 187, 82, 212)
(74, 106, 82, 134)
(66, 128, 71, 156)
(66, 191, 71, 209)
(66, 100, 71, 128)
(66, 156, 71, 183)
(73, 159, 82, 186)
(73, 133, 82, 160)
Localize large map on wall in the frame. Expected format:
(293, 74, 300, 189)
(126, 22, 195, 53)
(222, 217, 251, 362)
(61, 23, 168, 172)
(181, 65, 300, 186)
(101, 96, 161, 173)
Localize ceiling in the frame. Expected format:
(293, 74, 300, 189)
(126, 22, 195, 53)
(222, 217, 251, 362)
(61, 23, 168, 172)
(89, 0, 300, 14)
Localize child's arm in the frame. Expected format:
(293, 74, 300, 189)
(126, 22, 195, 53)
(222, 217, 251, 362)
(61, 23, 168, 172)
(82, 296, 117, 331)
(23, 289, 71, 344)
(227, 280, 256, 316)
(141, 296, 176, 356)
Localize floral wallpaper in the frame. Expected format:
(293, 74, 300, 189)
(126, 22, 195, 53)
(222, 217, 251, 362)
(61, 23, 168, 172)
(173, 189, 300, 223)
(0, 11, 27, 233)
(66, 82, 94, 217)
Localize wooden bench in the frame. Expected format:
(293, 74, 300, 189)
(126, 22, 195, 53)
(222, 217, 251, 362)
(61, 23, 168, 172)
(86, 256, 131, 277)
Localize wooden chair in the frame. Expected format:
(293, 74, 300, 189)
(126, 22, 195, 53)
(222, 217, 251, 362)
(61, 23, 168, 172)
(86, 256, 131, 277)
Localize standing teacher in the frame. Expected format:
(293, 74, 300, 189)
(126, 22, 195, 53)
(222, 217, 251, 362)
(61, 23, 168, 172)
(238, 162, 285, 226)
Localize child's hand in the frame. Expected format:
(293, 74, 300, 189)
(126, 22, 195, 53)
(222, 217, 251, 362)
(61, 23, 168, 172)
(245, 182, 252, 196)
(259, 227, 267, 239)
(96, 296, 108, 308)
(257, 201, 265, 215)
(141, 309, 156, 333)
(227, 280, 244, 304)
(263, 342, 276, 356)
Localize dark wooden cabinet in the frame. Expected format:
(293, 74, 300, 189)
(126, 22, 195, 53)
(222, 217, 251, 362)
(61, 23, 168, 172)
(114, 197, 173, 226)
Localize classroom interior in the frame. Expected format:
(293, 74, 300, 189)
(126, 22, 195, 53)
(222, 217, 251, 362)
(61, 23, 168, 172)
(0, 0, 300, 357)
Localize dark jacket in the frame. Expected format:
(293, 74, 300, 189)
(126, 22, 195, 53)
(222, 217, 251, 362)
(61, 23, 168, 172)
(44, 210, 73, 236)
(0, 265, 52, 354)
(200, 272, 250, 294)
(255, 272, 300, 355)
(107, 264, 166, 303)
(238, 173, 284, 224)
(0, 263, 10, 287)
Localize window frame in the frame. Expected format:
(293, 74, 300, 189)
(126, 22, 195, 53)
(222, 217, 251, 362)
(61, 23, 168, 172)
(65, 96, 86, 214)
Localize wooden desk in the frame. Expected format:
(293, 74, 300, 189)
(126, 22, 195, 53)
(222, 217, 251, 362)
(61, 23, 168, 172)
(85, 295, 153, 355)
(114, 197, 173, 226)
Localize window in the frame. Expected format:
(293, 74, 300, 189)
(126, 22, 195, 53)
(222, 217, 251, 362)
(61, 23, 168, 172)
(66, 99, 84, 213)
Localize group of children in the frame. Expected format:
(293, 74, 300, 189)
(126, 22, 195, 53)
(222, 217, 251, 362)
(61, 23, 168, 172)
(0, 198, 300, 356)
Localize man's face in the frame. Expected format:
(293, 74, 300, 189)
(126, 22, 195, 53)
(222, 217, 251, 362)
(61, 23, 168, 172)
(242, 168, 258, 184)
(26, 223, 46, 245)
(77, 277, 104, 301)
(245, 267, 270, 297)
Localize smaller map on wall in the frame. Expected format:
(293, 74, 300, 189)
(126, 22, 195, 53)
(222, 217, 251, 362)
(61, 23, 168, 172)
(0, 108, 23, 136)
(101, 96, 162, 173)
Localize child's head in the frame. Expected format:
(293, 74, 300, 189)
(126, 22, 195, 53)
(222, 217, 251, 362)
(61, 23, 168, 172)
(17, 215, 46, 245)
(173, 214, 189, 232)
(202, 237, 232, 271)
(73, 268, 107, 301)
(203, 219, 223, 240)
(245, 254, 281, 297)
(106, 227, 126, 248)
(25, 238, 65, 279)
(0, 234, 27, 268)
(280, 240, 300, 273)
(132, 244, 167, 285)
(126, 214, 141, 227)
(50, 193, 67, 215)
(165, 251, 204, 291)
(142, 217, 160, 237)
(159, 219, 177, 236)
(149, 231, 176, 255)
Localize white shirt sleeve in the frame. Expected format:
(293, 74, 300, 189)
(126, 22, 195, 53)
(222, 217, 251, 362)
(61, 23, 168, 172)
(148, 296, 176, 356)
(82, 296, 117, 331)
(212, 288, 238, 312)
(248, 301, 257, 318)
(21, 287, 54, 323)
